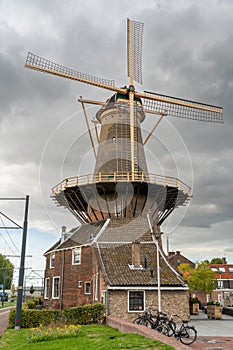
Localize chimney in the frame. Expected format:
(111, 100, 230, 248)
(168, 252, 175, 257)
(176, 251, 181, 255)
(132, 242, 141, 267)
(61, 225, 67, 242)
(222, 257, 227, 264)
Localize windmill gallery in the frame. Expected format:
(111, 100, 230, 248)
(25, 19, 223, 320)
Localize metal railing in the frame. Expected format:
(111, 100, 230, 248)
(51, 172, 191, 197)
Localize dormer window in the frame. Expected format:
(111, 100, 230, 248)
(50, 253, 55, 268)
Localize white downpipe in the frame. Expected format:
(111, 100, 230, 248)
(147, 213, 161, 312)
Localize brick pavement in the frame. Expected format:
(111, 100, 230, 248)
(106, 314, 233, 350)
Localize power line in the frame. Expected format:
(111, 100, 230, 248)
(0, 216, 20, 254)
(0, 232, 17, 256)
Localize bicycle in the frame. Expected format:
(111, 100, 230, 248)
(160, 314, 197, 345)
(133, 309, 167, 329)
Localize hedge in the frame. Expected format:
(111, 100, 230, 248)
(9, 309, 62, 328)
(64, 303, 105, 325)
(8, 303, 105, 328)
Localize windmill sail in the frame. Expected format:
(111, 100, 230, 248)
(141, 91, 223, 123)
(127, 18, 144, 84)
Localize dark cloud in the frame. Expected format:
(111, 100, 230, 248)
(0, 0, 232, 268)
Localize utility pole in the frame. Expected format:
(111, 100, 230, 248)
(15, 195, 29, 330)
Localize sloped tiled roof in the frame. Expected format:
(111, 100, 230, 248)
(97, 241, 184, 287)
(96, 216, 152, 243)
(95, 216, 184, 287)
(44, 239, 61, 255)
(44, 216, 185, 287)
(44, 221, 105, 254)
(57, 220, 106, 249)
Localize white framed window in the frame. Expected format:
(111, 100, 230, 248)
(211, 267, 218, 272)
(52, 276, 60, 299)
(85, 281, 91, 295)
(128, 291, 145, 312)
(219, 267, 226, 273)
(72, 247, 81, 265)
(44, 277, 50, 299)
(78, 281, 82, 288)
(50, 253, 55, 268)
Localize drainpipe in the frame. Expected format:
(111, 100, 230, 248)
(60, 250, 65, 311)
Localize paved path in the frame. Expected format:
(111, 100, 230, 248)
(187, 311, 233, 349)
(0, 307, 11, 337)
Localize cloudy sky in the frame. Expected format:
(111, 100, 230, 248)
(0, 0, 233, 285)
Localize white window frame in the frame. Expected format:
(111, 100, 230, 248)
(52, 276, 60, 299)
(44, 277, 50, 299)
(72, 247, 81, 265)
(128, 290, 145, 312)
(50, 253, 55, 268)
(219, 267, 226, 273)
(85, 281, 91, 295)
(78, 280, 82, 288)
(101, 290, 107, 305)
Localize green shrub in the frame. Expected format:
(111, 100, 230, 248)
(8, 308, 62, 328)
(189, 297, 199, 304)
(8, 303, 105, 328)
(207, 300, 221, 306)
(64, 303, 105, 325)
(23, 300, 37, 309)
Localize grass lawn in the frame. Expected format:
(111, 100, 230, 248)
(0, 324, 175, 350)
(0, 301, 16, 309)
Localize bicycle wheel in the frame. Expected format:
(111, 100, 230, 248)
(180, 326, 197, 345)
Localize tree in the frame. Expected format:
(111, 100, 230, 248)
(210, 257, 224, 264)
(11, 283, 15, 297)
(0, 254, 14, 290)
(179, 261, 217, 302)
(29, 285, 34, 295)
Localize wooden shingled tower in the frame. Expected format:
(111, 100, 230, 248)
(25, 18, 223, 235)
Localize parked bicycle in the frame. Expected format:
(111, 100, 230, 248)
(157, 314, 197, 345)
(133, 309, 167, 329)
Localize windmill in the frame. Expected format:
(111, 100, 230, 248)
(25, 18, 223, 230)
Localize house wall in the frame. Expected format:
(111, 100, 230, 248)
(107, 289, 190, 322)
(44, 246, 105, 309)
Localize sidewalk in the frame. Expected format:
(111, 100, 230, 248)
(188, 310, 233, 349)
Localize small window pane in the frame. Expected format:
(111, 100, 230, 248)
(53, 277, 60, 298)
(72, 247, 81, 265)
(211, 267, 218, 272)
(44, 278, 50, 299)
(50, 253, 55, 268)
(129, 291, 144, 311)
(219, 267, 226, 273)
(229, 267, 233, 273)
(85, 282, 91, 294)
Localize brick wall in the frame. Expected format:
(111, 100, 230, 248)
(105, 315, 188, 350)
(43, 245, 106, 309)
(108, 289, 190, 322)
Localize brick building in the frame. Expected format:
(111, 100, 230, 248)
(209, 261, 233, 306)
(43, 216, 190, 320)
(167, 251, 195, 272)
